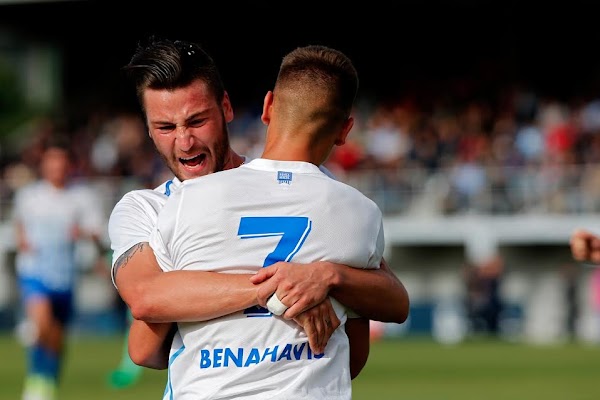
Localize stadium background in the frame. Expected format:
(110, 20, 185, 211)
(2, 1, 600, 398)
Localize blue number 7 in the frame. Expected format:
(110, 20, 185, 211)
(238, 216, 312, 316)
(238, 216, 312, 267)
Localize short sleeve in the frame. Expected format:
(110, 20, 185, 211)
(108, 192, 159, 288)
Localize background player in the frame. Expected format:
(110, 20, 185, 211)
(13, 137, 106, 400)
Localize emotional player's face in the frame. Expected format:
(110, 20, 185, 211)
(143, 79, 234, 181)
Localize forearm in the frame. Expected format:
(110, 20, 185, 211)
(328, 261, 409, 323)
(123, 271, 259, 323)
(346, 317, 370, 380)
(128, 320, 175, 369)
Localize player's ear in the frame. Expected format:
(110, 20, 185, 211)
(261, 91, 274, 125)
(222, 91, 234, 123)
(334, 116, 354, 146)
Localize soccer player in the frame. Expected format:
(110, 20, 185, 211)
(13, 137, 106, 400)
(109, 37, 408, 363)
(142, 44, 383, 399)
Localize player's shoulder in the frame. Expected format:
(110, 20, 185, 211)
(318, 164, 336, 179)
(13, 180, 46, 202)
(117, 187, 162, 205)
(117, 179, 175, 203)
(13, 181, 33, 196)
(110, 179, 175, 217)
(17, 179, 44, 192)
(66, 179, 100, 197)
(324, 176, 382, 214)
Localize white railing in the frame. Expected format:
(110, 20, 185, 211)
(1, 163, 599, 223)
(339, 163, 600, 216)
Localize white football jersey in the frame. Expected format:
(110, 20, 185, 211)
(108, 157, 327, 287)
(150, 158, 384, 400)
(13, 180, 105, 291)
(107, 178, 182, 287)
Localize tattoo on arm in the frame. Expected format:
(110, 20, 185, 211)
(114, 242, 149, 272)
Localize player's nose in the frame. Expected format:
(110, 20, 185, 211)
(175, 126, 194, 152)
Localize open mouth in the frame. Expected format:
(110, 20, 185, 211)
(180, 153, 207, 168)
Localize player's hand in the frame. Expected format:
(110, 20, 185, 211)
(293, 297, 340, 355)
(250, 261, 335, 319)
(570, 229, 600, 264)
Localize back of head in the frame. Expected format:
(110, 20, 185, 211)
(273, 45, 358, 134)
(123, 36, 226, 112)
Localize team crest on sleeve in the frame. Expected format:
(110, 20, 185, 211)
(277, 171, 292, 185)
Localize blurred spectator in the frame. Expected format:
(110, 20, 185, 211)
(464, 231, 503, 336)
(445, 156, 487, 213)
(580, 99, 600, 134)
(326, 138, 365, 177)
(407, 121, 442, 174)
(363, 104, 410, 169)
(514, 124, 544, 164)
(560, 263, 580, 341)
(464, 254, 504, 336)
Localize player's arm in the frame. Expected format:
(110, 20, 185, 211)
(329, 258, 409, 323)
(251, 258, 409, 324)
(110, 195, 261, 323)
(116, 244, 340, 354)
(570, 228, 600, 264)
(345, 317, 370, 379)
(114, 243, 258, 322)
(128, 319, 176, 369)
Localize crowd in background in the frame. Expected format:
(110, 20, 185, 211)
(0, 69, 599, 351)
(3, 82, 600, 220)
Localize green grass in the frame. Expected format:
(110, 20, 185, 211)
(354, 338, 600, 400)
(0, 334, 166, 400)
(1, 335, 599, 399)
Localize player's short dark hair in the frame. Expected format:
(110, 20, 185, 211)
(276, 45, 359, 119)
(122, 36, 226, 113)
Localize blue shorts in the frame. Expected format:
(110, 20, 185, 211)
(18, 277, 74, 325)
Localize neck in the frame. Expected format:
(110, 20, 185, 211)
(261, 144, 324, 166)
(47, 178, 67, 189)
(223, 150, 245, 170)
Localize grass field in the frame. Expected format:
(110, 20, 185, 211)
(1, 334, 599, 400)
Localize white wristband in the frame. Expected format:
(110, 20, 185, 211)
(266, 293, 289, 316)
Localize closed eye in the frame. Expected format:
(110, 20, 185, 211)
(156, 124, 176, 133)
(188, 118, 207, 128)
